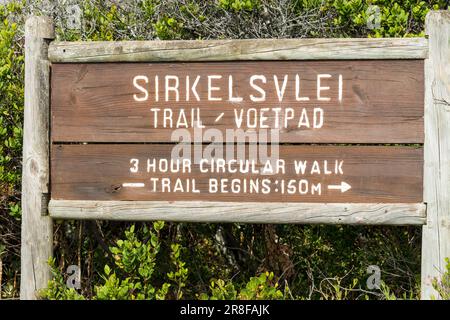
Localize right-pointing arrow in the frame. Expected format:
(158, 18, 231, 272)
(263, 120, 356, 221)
(328, 181, 351, 193)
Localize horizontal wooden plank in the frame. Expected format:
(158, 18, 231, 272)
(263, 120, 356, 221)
(51, 60, 424, 143)
(48, 201, 426, 225)
(48, 38, 428, 62)
(51, 144, 423, 203)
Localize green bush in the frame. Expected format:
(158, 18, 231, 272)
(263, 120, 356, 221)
(219, 0, 260, 12)
(42, 224, 283, 300)
(432, 258, 450, 300)
(95, 223, 169, 300)
(330, 0, 448, 37)
(199, 272, 285, 300)
(154, 16, 185, 40)
(41, 258, 85, 300)
(0, 2, 23, 219)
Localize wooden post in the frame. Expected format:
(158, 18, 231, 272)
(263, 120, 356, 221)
(20, 16, 54, 300)
(421, 10, 450, 300)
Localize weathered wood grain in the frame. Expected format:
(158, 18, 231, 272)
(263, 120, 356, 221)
(48, 38, 429, 63)
(51, 60, 424, 143)
(51, 144, 423, 203)
(48, 201, 426, 225)
(21, 16, 54, 300)
(421, 11, 450, 300)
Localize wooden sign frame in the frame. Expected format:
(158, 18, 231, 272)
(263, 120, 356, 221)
(20, 11, 450, 300)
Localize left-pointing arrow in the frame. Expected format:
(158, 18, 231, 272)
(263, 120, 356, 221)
(122, 182, 145, 188)
(327, 181, 351, 193)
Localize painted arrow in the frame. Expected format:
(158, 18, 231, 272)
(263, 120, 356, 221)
(327, 181, 351, 193)
(122, 182, 145, 188)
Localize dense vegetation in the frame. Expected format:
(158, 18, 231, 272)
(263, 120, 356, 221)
(0, 0, 449, 300)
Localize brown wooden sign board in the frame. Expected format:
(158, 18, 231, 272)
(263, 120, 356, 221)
(23, 13, 450, 300)
(51, 144, 423, 203)
(51, 60, 424, 203)
(51, 60, 424, 144)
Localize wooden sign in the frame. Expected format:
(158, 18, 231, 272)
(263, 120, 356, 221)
(51, 144, 422, 203)
(51, 61, 424, 143)
(50, 60, 424, 204)
(22, 12, 450, 300)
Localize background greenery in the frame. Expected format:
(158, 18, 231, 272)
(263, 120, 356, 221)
(0, 0, 449, 300)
